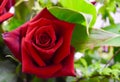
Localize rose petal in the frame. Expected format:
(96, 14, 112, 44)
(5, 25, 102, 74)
(23, 38, 46, 67)
(0, 12, 13, 22)
(6, 0, 15, 11)
(31, 8, 57, 22)
(32, 37, 63, 61)
(26, 24, 56, 49)
(37, 33, 51, 47)
(55, 46, 76, 77)
(36, 64, 62, 78)
(34, 25, 56, 48)
(2, 22, 29, 61)
(53, 20, 75, 64)
(0, 0, 8, 13)
(25, 25, 38, 41)
(22, 40, 62, 78)
(28, 18, 52, 33)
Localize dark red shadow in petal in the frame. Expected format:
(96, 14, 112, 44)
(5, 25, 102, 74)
(55, 46, 76, 77)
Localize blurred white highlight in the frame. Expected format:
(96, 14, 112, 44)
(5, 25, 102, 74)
(51, 0, 58, 4)
(74, 52, 84, 60)
(9, 7, 15, 14)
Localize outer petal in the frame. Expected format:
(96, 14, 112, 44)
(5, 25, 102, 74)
(28, 18, 52, 33)
(0, 12, 13, 22)
(31, 8, 57, 22)
(54, 46, 76, 77)
(2, 22, 28, 61)
(53, 20, 75, 64)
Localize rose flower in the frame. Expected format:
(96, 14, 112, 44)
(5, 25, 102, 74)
(0, 0, 15, 23)
(2, 8, 76, 78)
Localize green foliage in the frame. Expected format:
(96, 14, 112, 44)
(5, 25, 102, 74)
(15, 0, 34, 22)
(75, 48, 120, 82)
(101, 24, 120, 63)
(112, 62, 120, 69)
(113, 47, 120, 62)
(71, 24, 88, 52)
(59, 0, 97, 27)
(37, 0, 53, 7)
(2, 18, 23, 31)
(98, 0, 120, 24)
(49, 7, 85, 25)
(116, 0, 120, 7)
(88, 25, 120, 47)
(103, 24, 120, 34)
(66, 77, 75, 82)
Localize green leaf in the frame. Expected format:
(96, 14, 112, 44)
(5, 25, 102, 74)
(90, 62, 101, 72)
(98, 0, 116, 24)
(32, 77, 42, 82)
(80, 58, 88, 68)
(112, 63, 120, 69)
(88, 77, 100, 82)
(101, 36, 120, 46)
(37, 0, 52, 7)
(59, 0, 97, 27)
(103, 24, 120, 34)
(0, 60, 17, 82)
(111, 69, 120, 80)
(102, 25, 120, 46)
(3, 18, 23, 31)
(113, 47, 120, 62)
(15, 0, 34, 22)
(90, 24, 120, 46)
(71, 24, 88, 52)
(71, 24, 120, 51)
(100, 78, 109, 82)
(66, 77, 75, 82)
(88, 29, 120, 47)
(87, 24, 120, 46)
(32, 77, 55, 82)
(49, 7, 85, 25)
(116, 0, 120, 8)
(101, 68, 112, 75)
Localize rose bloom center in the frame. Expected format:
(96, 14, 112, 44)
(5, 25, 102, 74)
(39, 33, 51, 44)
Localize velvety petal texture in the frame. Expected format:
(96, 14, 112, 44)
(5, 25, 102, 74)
(0, 0, 15, 23)
(2, 8, 76, 78)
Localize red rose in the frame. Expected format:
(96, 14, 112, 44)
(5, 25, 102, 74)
(2, 8, 76, 78)
(0, 0, 15, 23)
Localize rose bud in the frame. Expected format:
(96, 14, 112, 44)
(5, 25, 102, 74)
(2, 8, 76, 78)
(0, 0, 15, 23)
